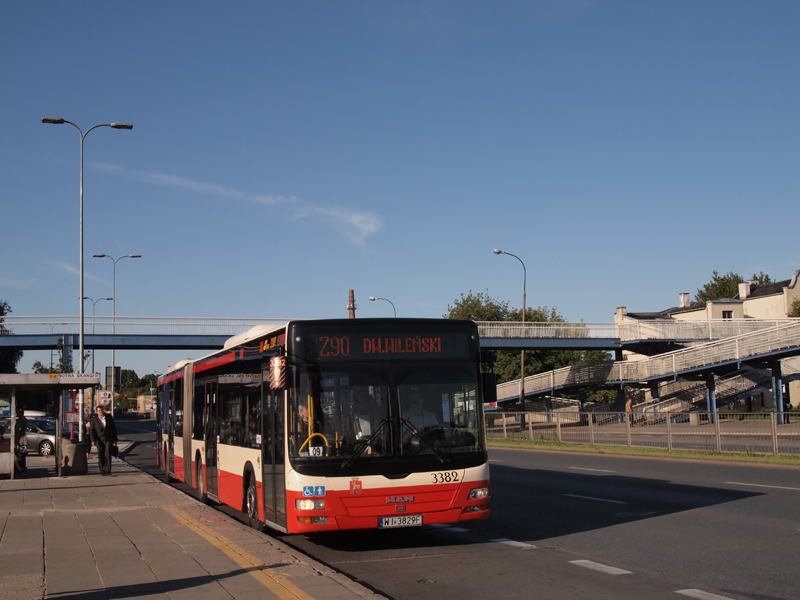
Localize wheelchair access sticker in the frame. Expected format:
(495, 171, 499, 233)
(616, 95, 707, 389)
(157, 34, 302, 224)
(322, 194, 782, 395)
(303, 486, 326, 497)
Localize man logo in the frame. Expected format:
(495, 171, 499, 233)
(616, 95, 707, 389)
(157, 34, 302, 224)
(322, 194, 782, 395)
(387, 496, 414, 504)
(396, 505, 407, 513)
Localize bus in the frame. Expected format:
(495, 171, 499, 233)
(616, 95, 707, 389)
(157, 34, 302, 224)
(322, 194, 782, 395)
(156, 318, 494, 534)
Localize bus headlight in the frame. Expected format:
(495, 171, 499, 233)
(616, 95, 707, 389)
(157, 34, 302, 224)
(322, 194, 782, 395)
(469, 487, 489, 500)
(296, 499, 326, 510)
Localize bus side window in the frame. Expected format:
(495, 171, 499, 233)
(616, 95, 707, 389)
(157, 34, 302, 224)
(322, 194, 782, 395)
(193, 381, 204, 440)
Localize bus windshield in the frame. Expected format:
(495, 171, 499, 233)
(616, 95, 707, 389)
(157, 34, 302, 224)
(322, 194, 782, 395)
(288, 362, 485, 475)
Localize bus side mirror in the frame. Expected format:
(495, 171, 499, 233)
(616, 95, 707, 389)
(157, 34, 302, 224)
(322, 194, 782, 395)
(481, 372, 497, 405)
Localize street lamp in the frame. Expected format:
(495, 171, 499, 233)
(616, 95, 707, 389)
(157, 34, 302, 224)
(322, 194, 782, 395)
(494, 249, 527, 408)
(42, 117, 133, 442)
(93, 253, 141, 414)
(369, 296, 396, 317)
(82, 296, 112, 375)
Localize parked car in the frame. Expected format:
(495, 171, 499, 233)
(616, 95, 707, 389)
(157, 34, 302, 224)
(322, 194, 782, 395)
(24, 410, 51, 419)
(0, 417, 57, 456)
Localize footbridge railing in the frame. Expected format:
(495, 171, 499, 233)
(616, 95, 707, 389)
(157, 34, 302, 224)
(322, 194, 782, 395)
(2, 316, 794, 341)
(497, 321, 800, 401)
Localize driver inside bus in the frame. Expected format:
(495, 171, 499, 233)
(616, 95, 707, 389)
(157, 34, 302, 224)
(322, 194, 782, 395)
(296, 403, 324, 451)
(402, 390, 439, 434)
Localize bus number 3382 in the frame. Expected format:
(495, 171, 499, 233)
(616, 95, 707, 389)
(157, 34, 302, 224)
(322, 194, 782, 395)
(432, 471, 459, 484)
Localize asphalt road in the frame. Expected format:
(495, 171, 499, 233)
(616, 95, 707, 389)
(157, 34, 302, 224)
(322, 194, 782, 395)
(118, 421, 800, 600)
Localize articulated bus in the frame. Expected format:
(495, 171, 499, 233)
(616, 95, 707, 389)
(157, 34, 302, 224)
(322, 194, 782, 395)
(156, 318, 494, 534)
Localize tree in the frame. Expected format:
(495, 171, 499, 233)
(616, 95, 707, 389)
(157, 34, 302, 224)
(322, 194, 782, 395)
(0, 300, 23, 373)
(444, 292, 611, 388)
(445, 290, 510, 322)
(789, 298, 800, 318)
(693, 270, 773, 306)
(693, 271, 743, 305)
(32, 338, 73, 374)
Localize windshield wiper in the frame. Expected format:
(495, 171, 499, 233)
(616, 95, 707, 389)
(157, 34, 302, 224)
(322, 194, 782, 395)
(401, 419, 448, 463)
(341, 417, 391, 468)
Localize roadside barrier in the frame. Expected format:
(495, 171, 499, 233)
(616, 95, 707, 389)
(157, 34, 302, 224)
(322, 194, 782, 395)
(485, 411, 800, 456)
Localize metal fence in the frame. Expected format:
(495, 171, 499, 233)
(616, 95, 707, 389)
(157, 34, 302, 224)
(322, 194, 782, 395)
(485, 411, 800, 456)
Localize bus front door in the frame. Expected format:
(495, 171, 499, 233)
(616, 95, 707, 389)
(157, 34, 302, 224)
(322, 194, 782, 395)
(261, 373, 287, 530)
(204, 380, 219, 500)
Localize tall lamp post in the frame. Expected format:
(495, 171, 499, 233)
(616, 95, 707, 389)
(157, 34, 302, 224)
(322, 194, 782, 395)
(93, 253, 141, 414)
(42, 117, 133, 442)
(369, 296, 396, 317)
(494, 249, 527, 408)
(82, 296, 113, 375)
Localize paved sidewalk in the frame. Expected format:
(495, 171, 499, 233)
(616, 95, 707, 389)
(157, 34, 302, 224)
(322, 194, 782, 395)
(0, 453, 383, 600)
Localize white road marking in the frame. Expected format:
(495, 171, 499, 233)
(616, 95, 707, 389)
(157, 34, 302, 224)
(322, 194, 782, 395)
(676, 589, 736, 600)
(725, 481, 800, 492)
(564, 493, 628, 505)
(569, 467, 616, 473)
(491, 538, 536, 549)
(489, 459, 502, 463)
(569, 560, 631, 575)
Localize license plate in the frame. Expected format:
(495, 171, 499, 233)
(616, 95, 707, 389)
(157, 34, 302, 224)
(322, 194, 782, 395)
(379, 515, 422, 529)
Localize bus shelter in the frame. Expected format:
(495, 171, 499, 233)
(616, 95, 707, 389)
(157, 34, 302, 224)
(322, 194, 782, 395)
(0, 373, 101, 478)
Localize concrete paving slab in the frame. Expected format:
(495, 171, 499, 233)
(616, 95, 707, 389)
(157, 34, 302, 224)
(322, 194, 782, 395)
(0, 454, 384, 600)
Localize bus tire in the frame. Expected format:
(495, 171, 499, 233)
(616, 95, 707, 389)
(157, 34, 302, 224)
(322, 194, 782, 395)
(245, 472, 263, 532)
(195, 456, 207, 503)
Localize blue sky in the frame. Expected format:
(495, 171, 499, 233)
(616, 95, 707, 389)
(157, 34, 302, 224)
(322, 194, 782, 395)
(3, 1, 799, 377)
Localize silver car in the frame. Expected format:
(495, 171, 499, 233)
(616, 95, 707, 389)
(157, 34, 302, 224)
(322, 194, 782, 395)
(0, 418, 57, 456)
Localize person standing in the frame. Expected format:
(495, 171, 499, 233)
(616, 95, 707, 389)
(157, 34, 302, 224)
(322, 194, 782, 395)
(89, 405, 118, 476)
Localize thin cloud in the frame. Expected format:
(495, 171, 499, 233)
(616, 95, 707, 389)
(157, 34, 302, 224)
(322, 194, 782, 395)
(137, 171, 289, 206)
(55, 262, 103, 282)
(94, 164, 383, 246)
(304, 206, 383, 247)
(0, 277, 35, 289)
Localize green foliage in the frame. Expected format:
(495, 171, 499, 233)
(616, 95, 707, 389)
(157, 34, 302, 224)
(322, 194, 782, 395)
(32, 338, 73, 374)
(445, 290, 510, 321)
(789, 298, 800, 318)
(693, 270, 774, 306)
(0, 300, 23, 373)
(693, 271, 744, 305)
(751, 271, 772, 285)
(119, 370, 160, 409)
(445, 291, 611, 386)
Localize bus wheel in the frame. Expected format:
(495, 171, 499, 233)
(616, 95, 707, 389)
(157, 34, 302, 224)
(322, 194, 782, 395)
(195, 460, 207, 503)
(245, 475, 262, 532)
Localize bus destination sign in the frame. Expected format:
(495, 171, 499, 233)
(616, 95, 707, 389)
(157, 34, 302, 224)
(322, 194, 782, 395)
(312, 331, 471, 361)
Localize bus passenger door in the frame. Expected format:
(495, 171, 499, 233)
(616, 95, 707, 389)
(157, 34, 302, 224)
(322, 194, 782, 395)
(261, 372, 287, 530)
(168, 388, 175, 476)
(204, 380, 219, 499)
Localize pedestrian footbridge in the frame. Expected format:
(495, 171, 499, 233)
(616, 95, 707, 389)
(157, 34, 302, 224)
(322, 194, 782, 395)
(2, 315, 798, 415)
(0, 316, 793, 351)
(496, 321, 800, 417)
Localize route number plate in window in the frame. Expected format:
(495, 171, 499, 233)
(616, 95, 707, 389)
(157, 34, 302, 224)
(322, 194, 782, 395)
(378, 515, 422, 528)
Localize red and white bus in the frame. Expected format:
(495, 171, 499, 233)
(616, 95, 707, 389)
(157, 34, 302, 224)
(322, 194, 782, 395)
(156, 318, 493, 534)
